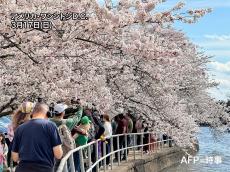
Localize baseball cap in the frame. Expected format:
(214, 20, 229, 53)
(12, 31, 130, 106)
(80, 116, 91, 125)
(53, 104, 68, 114)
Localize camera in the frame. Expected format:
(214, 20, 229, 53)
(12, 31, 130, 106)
(46, 111, 53, 118)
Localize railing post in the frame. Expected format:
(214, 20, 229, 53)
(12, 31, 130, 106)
(160, 136, 163, 150)
(133, 134, 136, 160)
(117, 136, 120, 166)
(95, 141, 99, 172)
(103, 141, 106, 172)
(148, 133, 151, 154)
(10, 160, 13, 172)
(64, 161, 68, 172)
(88, 146, 92, 170)
(110, 137, 113, 170)
(159, 137, 162, 150)
(80, 149, 85, 172)
(141, 133, 143, 157)
(125, 134, 128, 162)
(69, 153, 75, 172)
(169, 138, 173, 147)
(158, 141, 160, 150)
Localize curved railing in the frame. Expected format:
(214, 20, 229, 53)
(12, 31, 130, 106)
(57, 132, 174, 172)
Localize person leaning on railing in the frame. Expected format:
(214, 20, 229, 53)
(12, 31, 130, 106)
(114, 113, 128, 162)
(121, 111, 133, 161)
(149, 130, 157, 152)
(11, 103, 63, 172)
(91, 110, 105, 172)
(135, 115, 144, 149)
(111, 115, 119, 135)
(143, 123, 150, 153)
(72, 116, 91, 172)
(102, 114, 112, 165)
(50, 103, 83, 171)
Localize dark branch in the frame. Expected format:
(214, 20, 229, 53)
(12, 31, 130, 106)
(0, 94, 17, 114)
(0, 54, 15, 58)
(0, 33, 39, 64)
(1, 43, 15, 49)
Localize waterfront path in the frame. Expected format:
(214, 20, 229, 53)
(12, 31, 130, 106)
(100, 145, 180, 172)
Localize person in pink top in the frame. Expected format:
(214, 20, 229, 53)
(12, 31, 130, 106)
(0, 133, 8, 172)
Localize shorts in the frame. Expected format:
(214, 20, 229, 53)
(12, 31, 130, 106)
(15, 162, 54, 172)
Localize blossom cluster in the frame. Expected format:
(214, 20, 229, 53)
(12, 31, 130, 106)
(0, 0, 226, 147)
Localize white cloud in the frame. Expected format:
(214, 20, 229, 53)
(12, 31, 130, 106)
(210, 61, 230, 73)
(198, 41, 230, 49)
(196, 36, 230, 57)
(157, 0, 230, 10)
(215, 78, 230, 88)
(206, 50, 230, 58)
(204, 34, 230, 41)
(208, 60, 230, 100)
(186, 0, 230, 8)
(194, 36, 230, 51)
(208, 88, 229, 101)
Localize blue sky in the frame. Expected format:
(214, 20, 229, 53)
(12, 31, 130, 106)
(158, 0, 230, 100)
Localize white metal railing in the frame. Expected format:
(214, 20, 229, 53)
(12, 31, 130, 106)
(57, 132, 174, 172)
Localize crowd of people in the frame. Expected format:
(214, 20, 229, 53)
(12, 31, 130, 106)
(0, 98, 170, 172)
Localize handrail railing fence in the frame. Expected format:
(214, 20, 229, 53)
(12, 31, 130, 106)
(57, 132, 174, 172)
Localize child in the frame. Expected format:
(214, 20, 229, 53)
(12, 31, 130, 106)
(0, 133, 8, 172)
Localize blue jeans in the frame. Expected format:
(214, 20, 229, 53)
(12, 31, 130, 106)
(73, 151, 81, 172)
(0, 164, 3, 172)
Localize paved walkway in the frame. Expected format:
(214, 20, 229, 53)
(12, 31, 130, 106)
(100, 146, 174, 172)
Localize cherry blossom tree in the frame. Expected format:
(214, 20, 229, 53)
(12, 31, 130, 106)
(1, 0, 226, 146)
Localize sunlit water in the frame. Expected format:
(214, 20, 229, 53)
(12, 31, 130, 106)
(162, 127, 230, 172)
(0, 116, 11, 133)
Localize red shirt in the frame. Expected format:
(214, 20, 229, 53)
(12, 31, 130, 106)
(116, 118, 128, 134)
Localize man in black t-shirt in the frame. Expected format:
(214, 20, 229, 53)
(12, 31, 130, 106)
(12, 103, 63, 172)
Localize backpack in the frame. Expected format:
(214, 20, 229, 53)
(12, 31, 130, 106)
(58, 124, 75, 156)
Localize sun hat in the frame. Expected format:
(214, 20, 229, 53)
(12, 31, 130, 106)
(54, 104, 68, 114)
(19, 102, 34, 114)
(80, 116, 91, 125)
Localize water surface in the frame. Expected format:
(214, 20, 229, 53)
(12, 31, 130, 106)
(162, 127, 230, 172)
